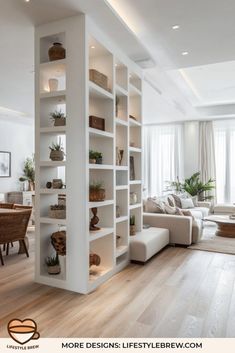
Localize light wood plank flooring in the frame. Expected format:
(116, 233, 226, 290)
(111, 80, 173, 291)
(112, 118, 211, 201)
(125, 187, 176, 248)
(1, 231, 235, 338)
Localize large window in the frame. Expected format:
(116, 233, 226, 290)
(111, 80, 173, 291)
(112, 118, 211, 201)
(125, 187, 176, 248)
(214, 120, 235, 203)
(143, 124, 184, 197)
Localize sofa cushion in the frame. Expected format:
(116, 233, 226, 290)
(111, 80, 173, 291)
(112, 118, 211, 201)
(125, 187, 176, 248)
(180, 198, 195, 209)
(192, 219, 202, 243)
(145, 197, 165, 213)
(194, 207, 209, 218)
(167, 195, 176, 207)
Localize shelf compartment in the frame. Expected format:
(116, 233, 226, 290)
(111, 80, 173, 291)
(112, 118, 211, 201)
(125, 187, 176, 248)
(89, 228, 114, 242)
(129, 83, 141, 96)
(90, 169, 114, 200)
(116, 221, 128, 254)
(89, 204, 114, 229)
(89, 133, 114, 165)
(116, 216, 128, 223)
(116, 253, 129, 267)
(115, 60, 128, 91)
(88, 200, 114, 208)
(116, 94, 128, 122)
(129, 73, 142, 92)
(116, 245, 128, 257)
(130, 206, 142, 232)
(129, 125, 141, 149)
(116, 188, 128, 219)
(129, 95, 142, 123)
(89, 81, 113, 100)
(129, 203, 142, 210)
(116, 124, 128, 166)
(115, 118, 128, 127)
(89, 128, 113, 139)
(40, 90, 66, 99)
(89, 164, 113, 170)
(40, 59, 66, 94)
(116, 170, 128, 187)
(129, 147, 142, 153)
(40, 32, 66, 64)
(40, 217, 66, 225)
(40, 126, 66, 135)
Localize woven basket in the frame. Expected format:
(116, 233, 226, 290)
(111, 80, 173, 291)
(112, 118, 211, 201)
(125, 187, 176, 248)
(47, 265, 61, 275)
(49, 209, 66, 219)
(89, 69, 108, 91)
(89, 188, 105, 202)
(50, 150, 64, 161)
(54, 118, 66, 126)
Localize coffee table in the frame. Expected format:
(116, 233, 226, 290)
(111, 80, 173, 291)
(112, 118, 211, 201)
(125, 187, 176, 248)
(204, 215, 235, 238)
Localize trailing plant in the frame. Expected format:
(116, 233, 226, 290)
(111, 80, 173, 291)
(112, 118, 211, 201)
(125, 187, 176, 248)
(130, 215, 135, 226)
(89, 150, 102, 160)
(89, 181, 104, 190)
(50, 110, 66, 122)
(49, 138, 64, 152)
(45, 253, 59, 267)
(19, 155, 35, 183)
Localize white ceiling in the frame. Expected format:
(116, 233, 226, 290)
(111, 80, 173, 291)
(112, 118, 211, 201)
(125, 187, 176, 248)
(1, 0, 235, 122)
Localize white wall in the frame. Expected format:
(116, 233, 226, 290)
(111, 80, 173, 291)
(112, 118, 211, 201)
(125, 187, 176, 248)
(183, 121, 199, 178)
(0, 118, 34, 193)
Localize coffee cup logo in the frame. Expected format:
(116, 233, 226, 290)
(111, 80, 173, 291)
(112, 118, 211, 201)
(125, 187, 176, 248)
(8, 318, 40, 345)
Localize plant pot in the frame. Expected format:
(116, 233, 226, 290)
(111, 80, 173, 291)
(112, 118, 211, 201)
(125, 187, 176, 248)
(50, 150, 64, 161)
(54, 118, 66, 126)
(89, 159, 96, 164)
(96, 157, 103, 164)
(48, 78, 58, 92)
(130, 225, 136, 236)
(48, 42, 66, 61)
(47, 265, 61, 275)
(89, 188, 105, 202)
(49, 209, 66, 219)
(130, 192, 138, 205)
(28, 181, 35, 191)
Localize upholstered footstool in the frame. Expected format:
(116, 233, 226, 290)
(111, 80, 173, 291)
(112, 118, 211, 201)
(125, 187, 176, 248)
(130, 227, 169, 263)
(214, 204, 235, 215)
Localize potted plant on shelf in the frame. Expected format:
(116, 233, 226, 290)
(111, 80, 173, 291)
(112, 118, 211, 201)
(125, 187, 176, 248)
(49, 139, 65, 161)
(50, 110, 66, 126)
(45, 253, 61, 275)
(89, 181, 105, 202)
(130, 215, 136, 236)
(89, 150, 103, 164)
(19, 155, 35, 191)
(49, 204, 66, 219)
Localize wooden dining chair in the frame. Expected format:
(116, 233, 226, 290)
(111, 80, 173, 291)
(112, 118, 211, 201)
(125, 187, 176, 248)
(0, 203, 14, 209)
(0, 210, 31, 265)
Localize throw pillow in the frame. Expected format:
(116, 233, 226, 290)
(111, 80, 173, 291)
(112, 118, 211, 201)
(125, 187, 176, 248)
(164, 203, 177, 215)
(167, 195, 176, 207)
(181, 209, 195, 220)
(175, 207, 184, 216)
(180, 198, 194, 209)
(171, 194, 182, 208)
(145, 197, 165, 213)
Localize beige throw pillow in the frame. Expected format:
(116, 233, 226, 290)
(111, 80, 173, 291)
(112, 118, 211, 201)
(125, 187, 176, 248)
(167, 195, 176, 207)
(145, 197, 165, 213)
(171, 194, 182, 208)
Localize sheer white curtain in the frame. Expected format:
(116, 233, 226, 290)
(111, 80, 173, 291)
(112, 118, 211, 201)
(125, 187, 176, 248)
(143, 124, 184, 197)
(214, 119, 235, 203)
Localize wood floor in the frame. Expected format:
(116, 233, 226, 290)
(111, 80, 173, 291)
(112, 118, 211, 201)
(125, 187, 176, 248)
(1, 231, 235, 338)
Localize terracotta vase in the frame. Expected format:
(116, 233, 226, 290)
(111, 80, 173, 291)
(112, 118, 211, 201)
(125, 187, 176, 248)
(48, 42, 66, 61)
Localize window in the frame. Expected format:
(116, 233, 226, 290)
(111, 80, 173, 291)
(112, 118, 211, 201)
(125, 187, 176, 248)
(214, 120, 235, 203)
(143, 124, 184, 197)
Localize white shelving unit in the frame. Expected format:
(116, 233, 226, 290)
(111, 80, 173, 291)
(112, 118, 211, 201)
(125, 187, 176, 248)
(35, 15, 142, 294)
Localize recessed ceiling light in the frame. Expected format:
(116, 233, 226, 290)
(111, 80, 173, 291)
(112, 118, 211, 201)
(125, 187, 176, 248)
(91, 46, 95, 49)
(182, 51, 189, 56)
(172, 25, 180, 30)
(24, 0, 30, 2)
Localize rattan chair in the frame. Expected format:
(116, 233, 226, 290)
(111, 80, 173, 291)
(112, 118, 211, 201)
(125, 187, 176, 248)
(0, 210, 31, 265)
(0, 203, 14, 209)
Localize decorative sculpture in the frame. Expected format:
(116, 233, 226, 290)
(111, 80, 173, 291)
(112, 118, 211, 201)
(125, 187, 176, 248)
(89, 207, 101, 231)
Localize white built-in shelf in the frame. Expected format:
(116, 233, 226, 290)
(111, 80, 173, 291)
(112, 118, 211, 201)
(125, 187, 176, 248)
(116, 216, 128, 223)
(40, 126, 66, 134)
(89, 164, 113, 170)
(89, 200, 114, 208)
(89, 228, 114, 242)
(129, 83, 141, 96)
(116, 245, 128, 257)
(115, 166, 128, 171)
(129, 180, 142, 185)
(129, 203, 142, 210)
(40, 59, 66, 72)
(89, 128, 114, 139)
(129, 118, 141, 127)
(40, 217, 66, 225)
(39, 270, 66, 283)
(40, 188, 67, 194)
(129, 146, 142, 153)
(116, 185, 128, 191)
(116, 84, 128, 96)
(89, 81, 113, 100)
(39, 161, 66, 167)
(115, 118, 128, 127)
(40, 90, 66, 99)
(89, 266, 113, 283)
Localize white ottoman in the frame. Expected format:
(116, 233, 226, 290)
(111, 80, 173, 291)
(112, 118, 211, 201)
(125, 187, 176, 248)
(214, 204, 235, 215)
(130, 227, 169, 263)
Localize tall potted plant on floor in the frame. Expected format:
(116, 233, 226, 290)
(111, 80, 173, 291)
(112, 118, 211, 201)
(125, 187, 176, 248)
(19, 155, 35, 191)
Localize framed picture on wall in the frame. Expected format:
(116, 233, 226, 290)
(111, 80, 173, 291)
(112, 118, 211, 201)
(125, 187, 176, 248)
(0, 151, 11, 178)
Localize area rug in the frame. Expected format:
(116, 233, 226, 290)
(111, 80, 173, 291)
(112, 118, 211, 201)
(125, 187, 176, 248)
(188, 222, 235, 255)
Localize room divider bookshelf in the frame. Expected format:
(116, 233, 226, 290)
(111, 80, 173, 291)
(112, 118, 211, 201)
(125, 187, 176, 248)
(35, 15, 143, 294)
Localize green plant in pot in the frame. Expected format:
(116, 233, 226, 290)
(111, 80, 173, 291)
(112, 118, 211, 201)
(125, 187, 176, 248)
(50, 110, 66, 126)
(45, 253, 61, 275)
(49, 138, 65, 161)
(19, 155, 35, 191)
(89, 150, 103, 164)
(130, 215, 136, 236)
(182, 172, 215, 201)
(89, 181, 105, 202)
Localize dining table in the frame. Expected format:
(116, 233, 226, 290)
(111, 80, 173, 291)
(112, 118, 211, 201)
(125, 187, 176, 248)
(0, 208, 30, 254)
